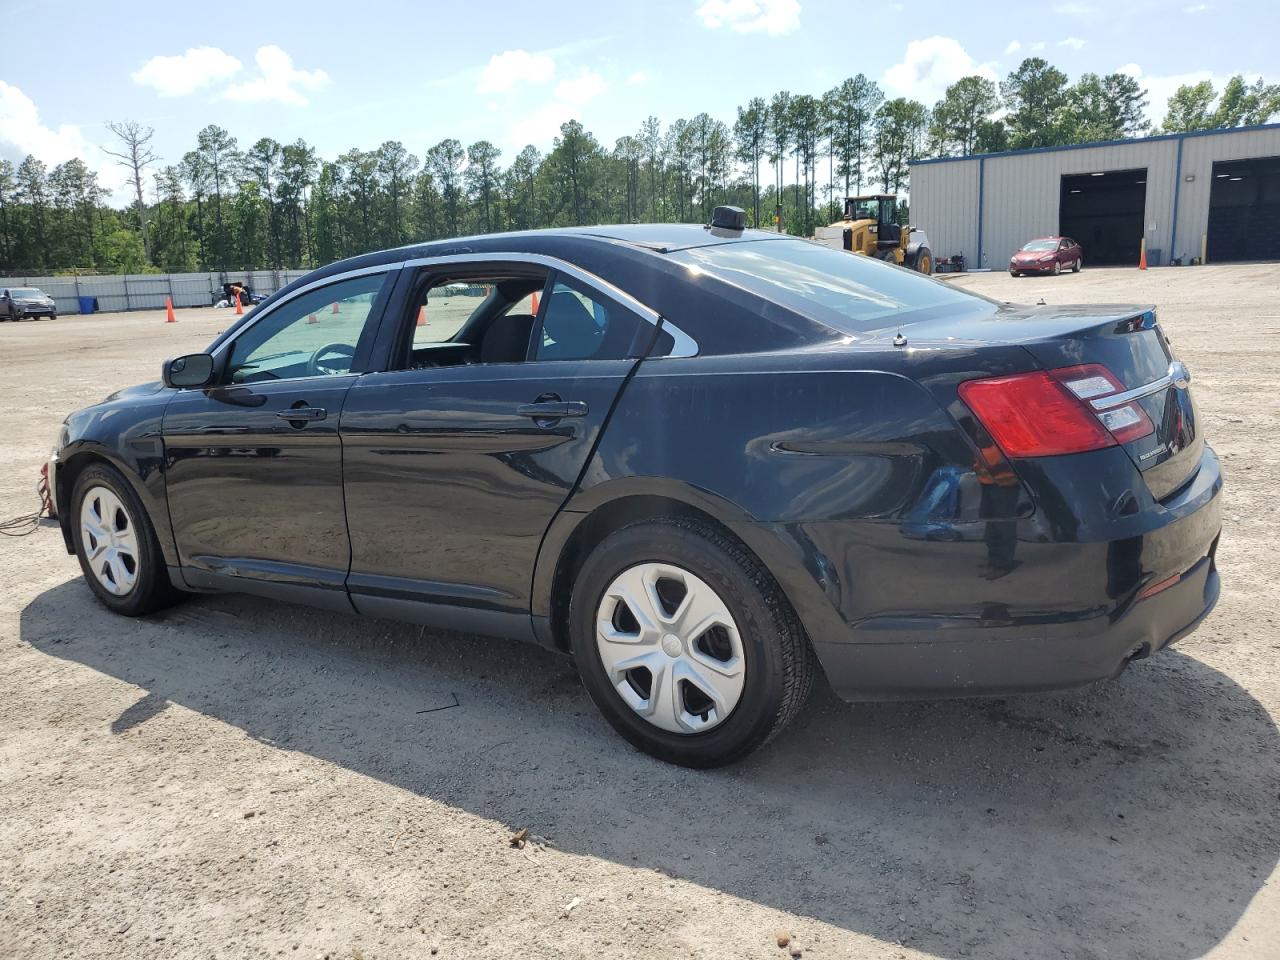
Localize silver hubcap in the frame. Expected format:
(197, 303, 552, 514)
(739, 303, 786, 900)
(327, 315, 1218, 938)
(595, 562, 746, 734)
(80, 486, 140, 596)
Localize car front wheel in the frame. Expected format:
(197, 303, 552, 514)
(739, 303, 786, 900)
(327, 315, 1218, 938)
(71, 463, 184, 616)
(1053, 261, 1062, 275)
(570, 518, 815, 767)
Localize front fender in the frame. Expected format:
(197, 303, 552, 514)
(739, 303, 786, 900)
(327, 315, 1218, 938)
(55, 389, 175, 565)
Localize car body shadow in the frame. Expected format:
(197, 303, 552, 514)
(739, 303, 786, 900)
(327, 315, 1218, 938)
(21, 579, 1279, 960)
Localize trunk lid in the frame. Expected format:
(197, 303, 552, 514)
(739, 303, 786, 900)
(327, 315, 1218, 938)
(889, 302, 1201, 500)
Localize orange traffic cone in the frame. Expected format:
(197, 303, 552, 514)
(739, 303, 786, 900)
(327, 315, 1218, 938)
(165, 296, 176, 323)
(331, 301, 340, 314)
(416, 305, 426, 327)
(530, 291, 540, 315)
(307, 313, 317, 325)
(1138, 239, 1148, 271)
(235, 293, 244, 315)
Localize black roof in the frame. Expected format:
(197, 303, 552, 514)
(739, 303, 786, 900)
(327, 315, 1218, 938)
(307, 224, 787, 284)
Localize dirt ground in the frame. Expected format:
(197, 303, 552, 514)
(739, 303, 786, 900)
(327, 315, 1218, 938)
(1, 263, 1278, 960)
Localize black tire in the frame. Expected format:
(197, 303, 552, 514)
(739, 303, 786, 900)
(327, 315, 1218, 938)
(1053, 261, 1062, 276)
(71, 463, 184, 616)
(570, 518, 815, 767)
(914, 246, 933, 275)
(1073, 257, 1082, 273)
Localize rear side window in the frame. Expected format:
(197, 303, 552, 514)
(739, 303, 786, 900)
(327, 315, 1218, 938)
(533, 278, 651, 362)
(672, 239, 989, 334)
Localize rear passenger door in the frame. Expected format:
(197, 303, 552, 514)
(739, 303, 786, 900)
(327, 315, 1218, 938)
(339, 262, 661, 635)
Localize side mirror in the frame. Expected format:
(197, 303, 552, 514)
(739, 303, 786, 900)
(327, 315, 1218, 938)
(163, 353, 216, 389)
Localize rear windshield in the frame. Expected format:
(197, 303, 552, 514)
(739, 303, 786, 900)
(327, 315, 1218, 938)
(670, 238, 986, 333)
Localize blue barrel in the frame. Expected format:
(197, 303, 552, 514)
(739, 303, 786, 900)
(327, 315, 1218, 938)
(77, 295, 98, 314)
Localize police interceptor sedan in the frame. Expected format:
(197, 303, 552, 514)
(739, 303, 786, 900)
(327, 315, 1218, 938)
(50, 208, 1221, 767)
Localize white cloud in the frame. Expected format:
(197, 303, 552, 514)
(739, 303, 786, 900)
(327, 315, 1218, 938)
(507, 101, 580, 149)
(1184, 2, 1210, 10)
(1005, 40, 1021, 55)
(1115, 63, 1278, 126)
(477, 49, 556, 95)
(1058, 36, 1086, 49)
(0, 81, 132, 202)
(222, 45, 329, 106)
(133, 46, 243, 97)
(0, 81, 100, 169)
(695, 0, 800, 36)
(626, 70, 649, 86)
(882, 36, 998, 104)
(1052, 2, 1098, 13)
(555, 70, 607, 106)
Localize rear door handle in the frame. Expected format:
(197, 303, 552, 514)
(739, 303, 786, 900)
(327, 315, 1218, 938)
(276, 406, 327, 422)
(516, 401, 588, 419)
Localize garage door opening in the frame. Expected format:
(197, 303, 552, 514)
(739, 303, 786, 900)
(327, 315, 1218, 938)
(1207, 156, 1280, 262)
(1059, 169, 1147, 266)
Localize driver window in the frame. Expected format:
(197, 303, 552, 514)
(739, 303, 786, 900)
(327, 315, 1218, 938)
(227, 272, 387, 383)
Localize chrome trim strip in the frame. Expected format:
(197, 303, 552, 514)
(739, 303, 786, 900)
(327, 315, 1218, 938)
(212, 252, 700, 363)
(399, 252, 699, 358)
(1090, 374, 1172, 411)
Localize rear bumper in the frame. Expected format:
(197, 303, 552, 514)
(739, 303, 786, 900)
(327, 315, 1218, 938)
(755, 444, 1223, 702)
(815, 548, 1219, 701)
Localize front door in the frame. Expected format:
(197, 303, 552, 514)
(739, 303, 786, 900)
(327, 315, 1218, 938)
(162, 270, 393, 606)
(340, 266, 660, 634)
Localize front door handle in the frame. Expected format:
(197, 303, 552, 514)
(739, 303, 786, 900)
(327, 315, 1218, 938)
(516, 400, 588, 419)
(276, 406, 327, 422)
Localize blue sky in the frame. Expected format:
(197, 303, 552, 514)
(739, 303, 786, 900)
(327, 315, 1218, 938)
(1, 0, 1275, 202)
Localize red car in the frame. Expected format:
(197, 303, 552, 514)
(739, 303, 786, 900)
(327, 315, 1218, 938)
(1009, 237, 1083, 276)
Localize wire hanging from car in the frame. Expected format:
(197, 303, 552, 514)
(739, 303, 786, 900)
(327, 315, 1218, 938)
(0, 476, 52, 537)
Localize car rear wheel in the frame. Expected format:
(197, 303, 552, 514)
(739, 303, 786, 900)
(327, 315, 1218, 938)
(570, 518, 815, 767)
(1073, 257, 1082, 273)
(72, 463, 184, 616)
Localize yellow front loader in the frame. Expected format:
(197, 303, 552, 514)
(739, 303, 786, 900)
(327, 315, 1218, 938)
(814, 194, 933, 275)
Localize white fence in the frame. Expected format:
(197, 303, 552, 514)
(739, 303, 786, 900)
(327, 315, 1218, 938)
(0, 270, 311, 315)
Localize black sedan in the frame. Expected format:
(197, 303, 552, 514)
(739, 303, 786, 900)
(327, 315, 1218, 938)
(50, 210, 1222, 767)
(1, 286, 57, 320)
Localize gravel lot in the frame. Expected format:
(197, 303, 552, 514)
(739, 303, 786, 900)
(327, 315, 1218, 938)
(1, 264, 1278, 960)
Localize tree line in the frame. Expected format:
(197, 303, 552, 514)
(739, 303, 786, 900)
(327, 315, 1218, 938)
(1, 59, 1275, 275)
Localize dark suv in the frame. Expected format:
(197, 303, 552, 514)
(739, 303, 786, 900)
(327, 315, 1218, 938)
(0, 286, 57, 320)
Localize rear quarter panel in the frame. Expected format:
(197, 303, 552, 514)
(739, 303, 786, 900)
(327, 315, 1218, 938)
(545, 348, 1015, 647)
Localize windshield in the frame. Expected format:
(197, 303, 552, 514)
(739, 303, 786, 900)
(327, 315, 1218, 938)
(11, 288, 44, 297)
(672, 238, 992, 334)
(1021, 240, 1058, 252)
(850, 200, 880, 221)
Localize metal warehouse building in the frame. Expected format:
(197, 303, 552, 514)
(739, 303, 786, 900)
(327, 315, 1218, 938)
(910, 123, 1280, 270)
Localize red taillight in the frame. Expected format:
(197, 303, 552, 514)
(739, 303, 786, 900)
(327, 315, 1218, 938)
(959, 372, 1115, 457)
(959, 363, 1154, 459)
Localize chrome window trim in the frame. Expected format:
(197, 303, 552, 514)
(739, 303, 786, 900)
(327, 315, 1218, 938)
(399, 252, 699, 358)
(212, 252, 700, 366)
(1089, 374, 1173, 410)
